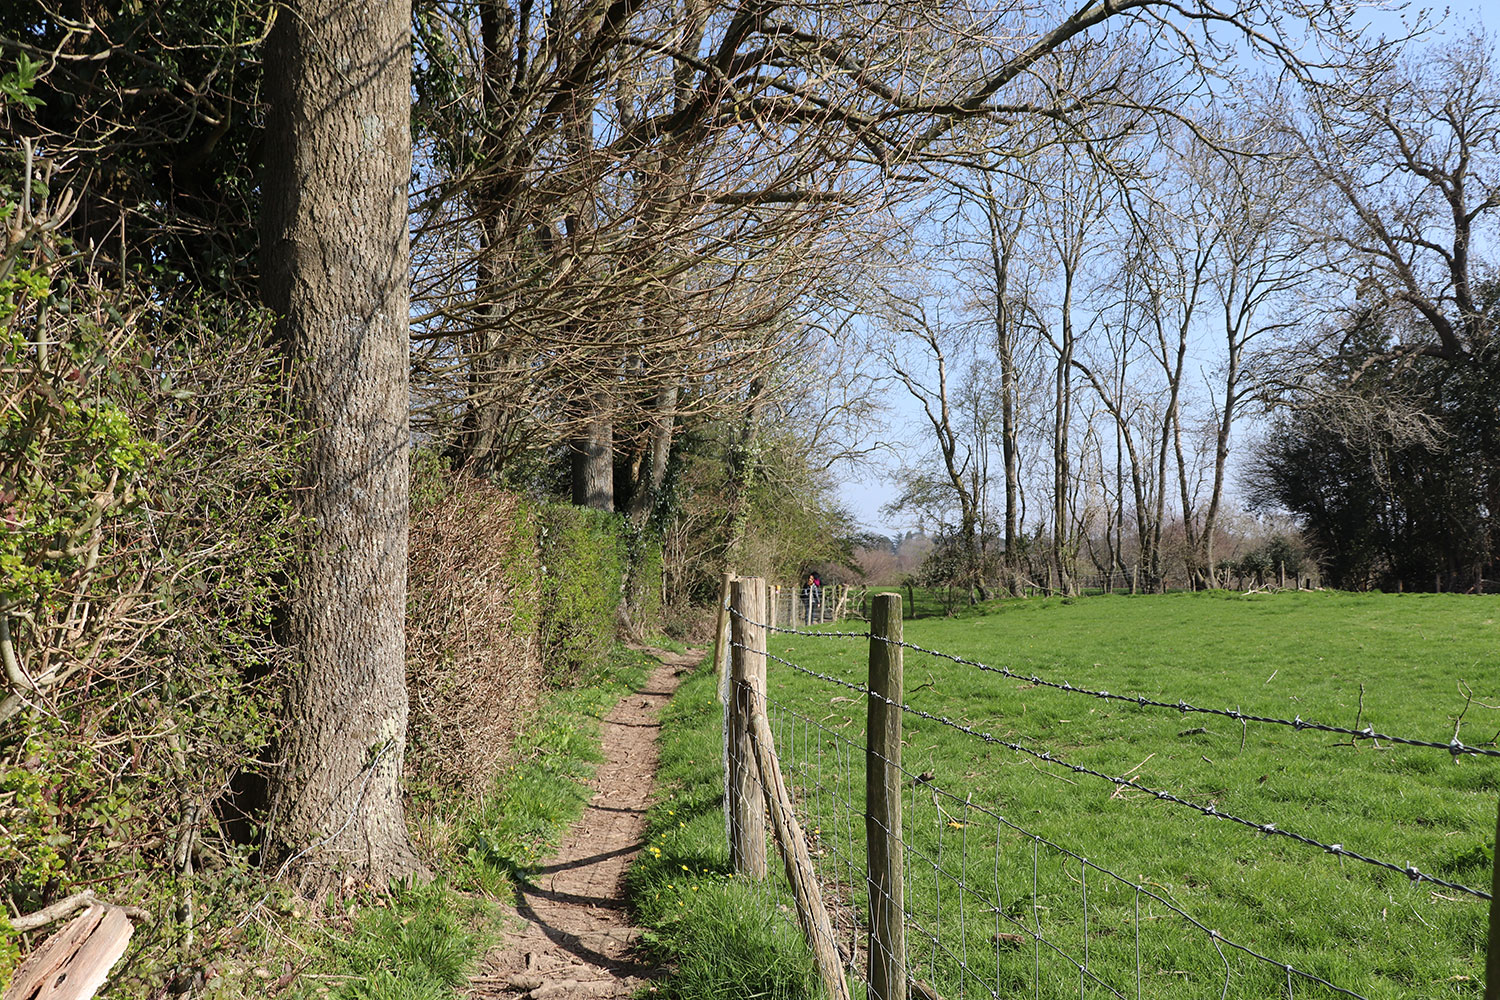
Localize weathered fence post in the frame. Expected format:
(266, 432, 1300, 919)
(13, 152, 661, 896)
(866, 593, 905, 1000)
(729, 577, 767, 878)
(713, 571, 734, 706)
(1486, 794, 1499, 1000)
(716, 571, 737, 867)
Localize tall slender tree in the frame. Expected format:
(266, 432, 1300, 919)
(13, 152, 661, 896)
(261, 0, 423, 884)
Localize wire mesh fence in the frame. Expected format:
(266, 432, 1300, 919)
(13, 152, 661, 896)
(715, 579, 1499, 1000)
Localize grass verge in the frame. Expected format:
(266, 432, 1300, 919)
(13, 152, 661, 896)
(212, 647, 655, 1000)
(626, 654, 824, 999)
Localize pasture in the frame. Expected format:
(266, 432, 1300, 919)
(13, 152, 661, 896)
(760, 590, 1498, 999)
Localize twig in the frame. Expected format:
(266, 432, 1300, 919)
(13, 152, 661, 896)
(1451, 680, 1472, 744)
(1027, 760, 1078, 785)
(12, 890, 152, 932)
(12, 891, 97, 932)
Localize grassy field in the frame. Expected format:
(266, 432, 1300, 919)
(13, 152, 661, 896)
(743, 590, 1497, 1000)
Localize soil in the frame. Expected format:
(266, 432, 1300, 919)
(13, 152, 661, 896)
(466, 647, 703, 1000)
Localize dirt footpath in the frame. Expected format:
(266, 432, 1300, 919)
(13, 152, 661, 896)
(467, 647, 702, 1000)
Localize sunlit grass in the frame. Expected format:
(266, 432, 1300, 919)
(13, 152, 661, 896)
(762, 591, 1497, 1000)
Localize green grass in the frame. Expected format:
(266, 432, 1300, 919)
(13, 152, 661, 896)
(627, 659, 823, 999)
(762, 591, 1497, 1000)
(855, 584, 960, 620)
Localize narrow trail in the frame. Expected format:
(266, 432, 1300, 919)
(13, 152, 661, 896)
(466, 647, 703, 1000)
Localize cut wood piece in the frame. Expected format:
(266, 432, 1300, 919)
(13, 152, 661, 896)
(5, 904, 134, 1000)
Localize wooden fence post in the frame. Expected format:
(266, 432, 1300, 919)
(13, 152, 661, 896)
(716, 571, 737, 865)
(1486, 794, 1499, 1000)
(866, 593, 905, 1000)
(729, 577, 767, 878)
(713, 571, 734, 706)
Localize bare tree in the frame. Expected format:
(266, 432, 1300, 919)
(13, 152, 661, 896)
(975, 168, 1034, 593)
(1283, 32, 1500, 365)
(408, 0, 1370, 516)
(883, 297, 991, 600)
(1193, 140, 1308, 583)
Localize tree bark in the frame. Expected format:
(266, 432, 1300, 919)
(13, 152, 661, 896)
(1052, 285, 1074, 596)
(627, 382, 678, 526)
(571, 406, 616, 511)
(261, 0, 423, 885)
(723, 377, 767, 567)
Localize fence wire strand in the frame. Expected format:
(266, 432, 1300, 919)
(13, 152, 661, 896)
(732, 608, 1500, 760)
(735, 639, 1493, 903)
(759, 693, 1379, 1000)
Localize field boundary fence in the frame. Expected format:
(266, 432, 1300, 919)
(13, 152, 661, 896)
(710, 576, 1500, 1000)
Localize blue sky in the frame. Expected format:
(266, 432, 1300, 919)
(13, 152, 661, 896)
(833, 0, 1496, 538)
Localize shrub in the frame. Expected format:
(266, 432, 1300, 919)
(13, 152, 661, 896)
(2, 164, 298, 989)
(622, 525, 665, 638)
(406, 454, 545, 794)
(535, 504, 627, 685)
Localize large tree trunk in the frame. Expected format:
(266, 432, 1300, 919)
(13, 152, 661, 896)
(724, 377, 767, 567)
(571, 424, 616, 511)
(571, 403, 615, 511)
(261, 0, 422, 886)
(627, 382, 679, 526)
(453, 0, 523, 478)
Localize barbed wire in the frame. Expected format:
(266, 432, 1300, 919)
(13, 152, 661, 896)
(728, 606, 1500, 759)
(734, 641, 1494, 902)
(763, 696, 1376, 1000)
(766, 691, 1134, 1000)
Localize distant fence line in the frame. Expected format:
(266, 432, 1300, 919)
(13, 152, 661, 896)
(710, 577, 1500, 1000)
